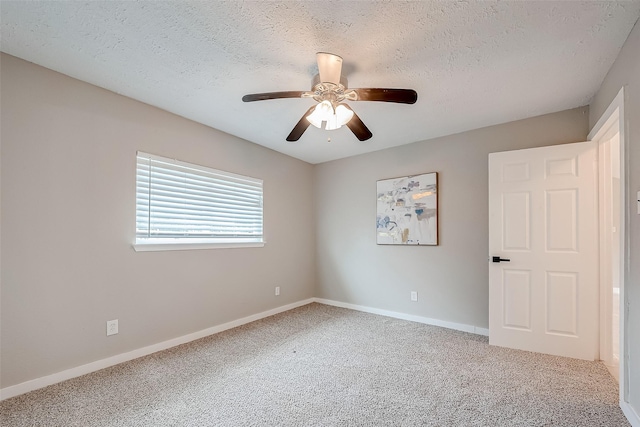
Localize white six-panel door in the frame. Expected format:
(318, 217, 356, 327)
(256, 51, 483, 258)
(489, 141, 598, 360)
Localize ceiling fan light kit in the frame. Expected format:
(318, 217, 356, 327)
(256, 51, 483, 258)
(242, 52, 417, 142)
(306, 100, 354, 130)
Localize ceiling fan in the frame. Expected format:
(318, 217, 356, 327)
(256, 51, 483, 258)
(242, 52, 418, 142)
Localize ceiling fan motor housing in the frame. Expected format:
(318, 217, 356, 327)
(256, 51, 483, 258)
(307, 78, 358, 109)
(311, 73, 348, 90)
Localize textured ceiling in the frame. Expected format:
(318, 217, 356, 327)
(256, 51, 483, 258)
(2, 1, 639, 164)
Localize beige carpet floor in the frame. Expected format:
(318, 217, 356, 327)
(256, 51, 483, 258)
(0, 303, 628, 426)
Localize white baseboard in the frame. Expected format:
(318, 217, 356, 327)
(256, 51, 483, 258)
(622, 400, 640, 427)
(1, 297, 488, 401)
(0, 298, 315, 401)
(313, 298, 489, 336)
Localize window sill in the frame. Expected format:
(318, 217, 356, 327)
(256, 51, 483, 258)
(132, 240, 265, 252)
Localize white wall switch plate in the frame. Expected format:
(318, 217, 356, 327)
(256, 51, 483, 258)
(275, 286, 280, 296)
(106, 319, 118, 336)
(410, 291, 418, 301)
(637, 191, 640, 214)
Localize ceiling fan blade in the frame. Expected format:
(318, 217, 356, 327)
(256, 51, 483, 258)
(317, 52, 343, 84)
(351, 88, 418, 104)
(286, 106, 316, 142)
(242, 91, 305, 102)
(343, 106, 373, 141)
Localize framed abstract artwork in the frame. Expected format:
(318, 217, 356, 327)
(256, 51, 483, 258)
(376, 172, 438, 245)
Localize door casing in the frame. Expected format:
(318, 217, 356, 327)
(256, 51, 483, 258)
(588, 87, 628, 406)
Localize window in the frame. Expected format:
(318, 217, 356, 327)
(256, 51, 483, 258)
(134, 152, 263, 251)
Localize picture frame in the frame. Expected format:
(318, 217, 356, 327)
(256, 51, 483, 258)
(376, 172, 438, 245)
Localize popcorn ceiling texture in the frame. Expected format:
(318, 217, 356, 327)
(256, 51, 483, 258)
(1, 1, 639, 163)
(0, 304, 628, 426)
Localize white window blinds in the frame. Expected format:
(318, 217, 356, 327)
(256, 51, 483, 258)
(136, 152, 263, 246)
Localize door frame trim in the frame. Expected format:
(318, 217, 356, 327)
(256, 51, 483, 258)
(588, 87, 628, 406)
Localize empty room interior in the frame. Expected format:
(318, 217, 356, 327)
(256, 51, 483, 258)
(2, 1, 640, 426)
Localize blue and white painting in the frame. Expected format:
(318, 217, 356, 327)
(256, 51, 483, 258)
(376, 172, 438, 245)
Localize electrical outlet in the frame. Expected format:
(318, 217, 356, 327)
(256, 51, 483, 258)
(106, 319, 118, 336)
(410, 291, 418, 302)
(275, 286, 280, 296)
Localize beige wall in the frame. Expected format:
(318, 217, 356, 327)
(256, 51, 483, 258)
(590, 19, 640, 415)
(314, 107, 589, 329)
(0, 54, 316, 388)
(3, 28, 634, 402)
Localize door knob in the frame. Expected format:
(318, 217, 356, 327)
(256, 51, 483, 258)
(492, 256, 510, 263)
